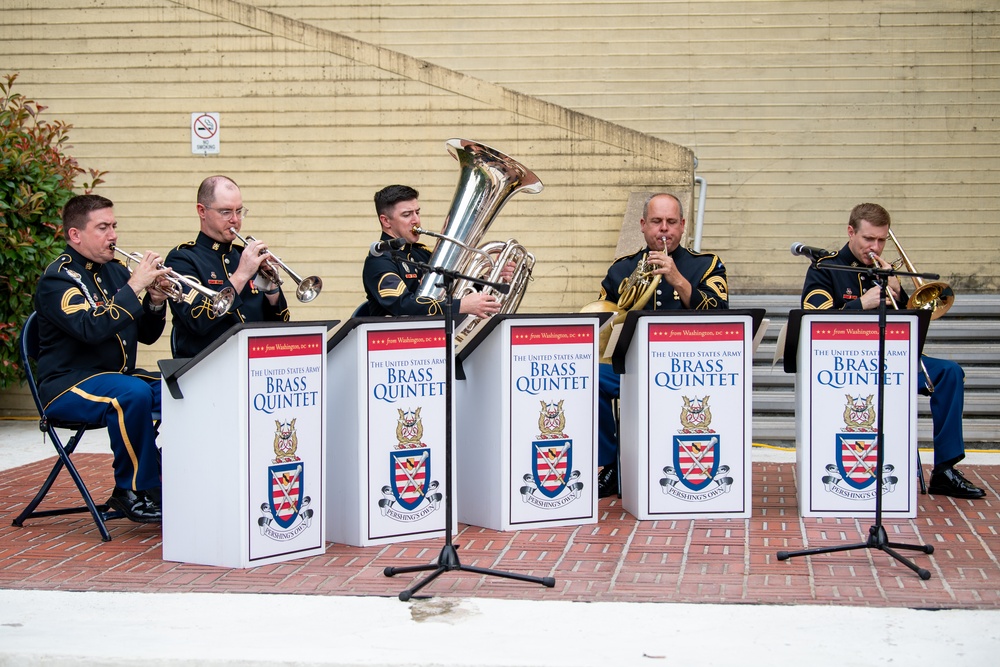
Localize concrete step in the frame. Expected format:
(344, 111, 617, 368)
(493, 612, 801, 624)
(752, 391, 1000, 417)
(738, 294, 1000, 449)
(752, 416, 999, 449)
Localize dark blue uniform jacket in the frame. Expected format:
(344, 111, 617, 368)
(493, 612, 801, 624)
(33, 246, 165, 407)
(165, 232, 290, 358)
(598, 245, 729, 311)
(362, 232, 464, 317)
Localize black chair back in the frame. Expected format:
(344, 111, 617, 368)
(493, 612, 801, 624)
(19, 312, 46, 416)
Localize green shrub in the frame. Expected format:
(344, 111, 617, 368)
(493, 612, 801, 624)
(0, 72, 106, 389)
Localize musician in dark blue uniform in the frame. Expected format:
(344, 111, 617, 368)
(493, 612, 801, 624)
(362, 185, 503, 318)
(593, 193, 730, 497)
(166, 176, 290, 358)
(801, 202, 985, 499)
(33, 194, 171, 523)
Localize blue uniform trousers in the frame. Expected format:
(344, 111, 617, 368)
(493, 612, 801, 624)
(918, 355, 965, 469)
(598, 363, 620, 467)
(46, 374, 162, 492)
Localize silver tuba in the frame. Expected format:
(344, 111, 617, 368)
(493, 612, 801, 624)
(414, 139, 543, 343)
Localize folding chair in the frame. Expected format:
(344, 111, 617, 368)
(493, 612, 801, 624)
(12, 312, 124, 541)
(351, 301, 371, 318)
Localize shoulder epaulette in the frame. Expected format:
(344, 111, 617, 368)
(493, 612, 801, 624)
(43, 254, 73, 274)
(611, 247, 644, 265)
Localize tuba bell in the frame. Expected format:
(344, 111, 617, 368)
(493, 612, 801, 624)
(414, 139, 543, 343)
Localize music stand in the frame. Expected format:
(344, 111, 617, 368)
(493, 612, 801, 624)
(776, 260, 934, 580)
(383, 256, 556, 600)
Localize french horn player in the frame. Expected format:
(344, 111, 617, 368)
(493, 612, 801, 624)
(582, 193, 730, 499)
(800, 202, 984, 500)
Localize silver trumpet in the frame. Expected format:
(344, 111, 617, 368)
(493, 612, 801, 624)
(228, 228, 322, 302)
(111, 245, 235, 317)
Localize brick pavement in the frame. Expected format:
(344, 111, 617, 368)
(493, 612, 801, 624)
(1, 454, 998, 607)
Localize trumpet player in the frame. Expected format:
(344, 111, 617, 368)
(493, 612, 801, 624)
(593, 193, 729, 498)
(362, 185, 513, 318)
(32, 194, 170, 523)
(165, 176, 290, 358)
(801, 203, 985, 499)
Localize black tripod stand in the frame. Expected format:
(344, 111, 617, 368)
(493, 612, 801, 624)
(383, 259, 556, 600)
(777, 261, 934, 580)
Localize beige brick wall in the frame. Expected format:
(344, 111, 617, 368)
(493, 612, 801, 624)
(255, 0, 1000, 293)
(0, 0, 692, 414)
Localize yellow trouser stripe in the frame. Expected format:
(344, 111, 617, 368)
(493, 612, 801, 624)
(69, 386, 140, 489)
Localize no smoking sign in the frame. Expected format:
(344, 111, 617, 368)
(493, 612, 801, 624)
(191, 112, 220, 154)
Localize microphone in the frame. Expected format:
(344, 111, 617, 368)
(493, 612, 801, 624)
(790, 242, 834, 261)
(369, 237, 407, 257)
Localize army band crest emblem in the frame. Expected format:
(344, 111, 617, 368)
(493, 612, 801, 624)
(661, 395, 734, 500)
(821, 394, 898, 500)
(379, 406, 442, 521)
(259, 418, 314, 539)
(520, 400, 585, 508)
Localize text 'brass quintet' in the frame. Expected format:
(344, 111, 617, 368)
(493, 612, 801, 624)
(413, 138, 543, 343)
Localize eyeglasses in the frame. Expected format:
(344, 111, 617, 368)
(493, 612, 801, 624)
(206, 206, 249, 221)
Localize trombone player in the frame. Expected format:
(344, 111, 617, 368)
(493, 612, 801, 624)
(801, 202, 985, 499)
(166, 176, 290, 358)
(32, 194, 170, 523)
(592, 193, 730, 498)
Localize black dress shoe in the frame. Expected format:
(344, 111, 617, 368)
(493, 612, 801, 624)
(143, 487, 162, 515)
(928, 467, 986, 500)
(107, 487, 162, 523)
(598, 462, 619, 498)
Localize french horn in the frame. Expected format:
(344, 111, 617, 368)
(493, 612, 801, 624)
(581, 237, 667, 363)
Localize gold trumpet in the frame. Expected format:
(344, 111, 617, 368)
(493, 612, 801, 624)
(229, 228, 323, 302)
(111, 245, 235, 317)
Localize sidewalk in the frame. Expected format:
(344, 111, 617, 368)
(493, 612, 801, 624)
(2, 419, 999, 665)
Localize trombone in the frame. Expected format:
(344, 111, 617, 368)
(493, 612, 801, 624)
(111, 245, 235, 317)
(885, 229, 955, 319)
(869, 232, 955, 393)
(228, 228, 322, 303)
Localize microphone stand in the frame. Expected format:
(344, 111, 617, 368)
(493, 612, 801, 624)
(383, 254, 557, 600)
(777, 260, 934, 579)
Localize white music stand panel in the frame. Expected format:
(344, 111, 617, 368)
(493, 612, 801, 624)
(161, 323, 328, 568)
(795, 313, 919, 518)
(619, 313, 755, 520)
(326, 319, 455, 547)
(457, 315, 600, 531)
